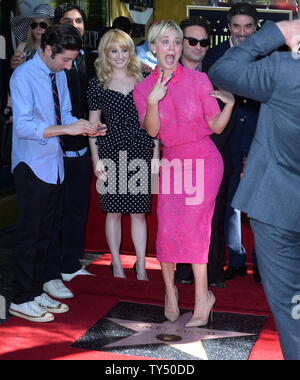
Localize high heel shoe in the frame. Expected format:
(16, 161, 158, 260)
(110, 263, 126, 279)
(133, 262, 149, 281)
(164, 287, 180, 322)
(185, 291, 216, 328)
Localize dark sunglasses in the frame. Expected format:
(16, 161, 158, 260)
(184, 36, 210, 48)
(31, 22, 48, 30)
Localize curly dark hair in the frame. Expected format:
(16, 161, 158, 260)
(41, 24, 82, 56)
(227, 3, 259, 25)
(53, 2, 87, 25)
(112, 16, 133, 35)
(180, 17, 212, 39)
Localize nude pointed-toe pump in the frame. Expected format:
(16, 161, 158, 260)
(164, 287, 180, 322)
(185, 291, 216, 328)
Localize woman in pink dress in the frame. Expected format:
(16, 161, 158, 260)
(133, 20, 234, 327)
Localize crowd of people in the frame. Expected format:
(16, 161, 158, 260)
(2, 1, 300, 360)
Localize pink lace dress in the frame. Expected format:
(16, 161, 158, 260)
(133, 64, 223, 264)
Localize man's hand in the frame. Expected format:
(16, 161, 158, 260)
(276, 19, 300, 53)
(89, 121, 108, 137)
(66, 119, 100, 136)
(10, 51, 25, 70)
(44, 120, 105, 138)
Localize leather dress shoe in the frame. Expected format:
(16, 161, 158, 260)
(224, 265, 247, 281)
(209, 281, 226, 289)
(253, 266, 262, 283)
(175, 278, 194, 285)
(175, 264, 194, 285)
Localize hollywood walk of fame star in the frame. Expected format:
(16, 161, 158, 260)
(104, 312, 254, 360)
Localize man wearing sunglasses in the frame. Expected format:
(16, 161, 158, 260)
(180, 18, 210, 71)
(204, 3, 261, 284)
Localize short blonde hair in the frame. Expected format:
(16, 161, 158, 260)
(148, 20, 183, 46)
(95, 29, 143, 88)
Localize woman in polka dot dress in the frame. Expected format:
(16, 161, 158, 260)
(88, 29, 157, 281)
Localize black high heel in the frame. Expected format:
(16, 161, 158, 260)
(133, 262, 149, 281)
(110, 263, 126, 279)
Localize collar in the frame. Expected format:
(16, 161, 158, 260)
(36, 50, 52, 75)
(179, 57, 202, 72)
(152, 62, 183, 84)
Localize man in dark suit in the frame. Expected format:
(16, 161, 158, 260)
(209, 18, 300, 361)
(44, 3, 96, 300)
(175, 17, 235, 288)
(204, 3, 261, 282)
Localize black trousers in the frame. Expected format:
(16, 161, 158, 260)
(45, 154, 91, 280)
(207, 175, 229, 282)
(13, 163, 61, 304)
(176, 175, 229, 283)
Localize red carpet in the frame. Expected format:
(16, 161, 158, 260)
(0, 253, 283, 360)
(0, 179, 283, 360)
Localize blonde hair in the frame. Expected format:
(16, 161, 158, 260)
(26, 18, 52, 53)
(25, 28, 36, 53)
(148, 20, 183, 46)
(95, 29, 143, 89)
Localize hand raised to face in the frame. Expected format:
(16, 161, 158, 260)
(147, 69, 174, 105)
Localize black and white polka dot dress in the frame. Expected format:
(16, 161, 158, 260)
(87, 77, 154, 214)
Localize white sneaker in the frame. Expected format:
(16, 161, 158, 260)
(9, 301, 54, 323)
(43, 279, 74, 300)
(61, 266, 95, 282)
(34, 293, 69, 314)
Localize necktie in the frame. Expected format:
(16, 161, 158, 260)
(49, 72, 65, 151)
(49, 72, 61, 125)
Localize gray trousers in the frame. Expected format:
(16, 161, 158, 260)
(250, 219, 300, 360)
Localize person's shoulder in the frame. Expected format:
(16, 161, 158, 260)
(88, 76, 103, 88)
(135, 71, 154, 91)
(209, 39, 230, 53)
(11, 56, 33, 78)
(204, 40, 230, 63)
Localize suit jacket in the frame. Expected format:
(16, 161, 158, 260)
(202, 59, 235, 176)
(205, 40, 260, 161)
(209, 21, 300, 233)
(61, 50, 97, 152)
